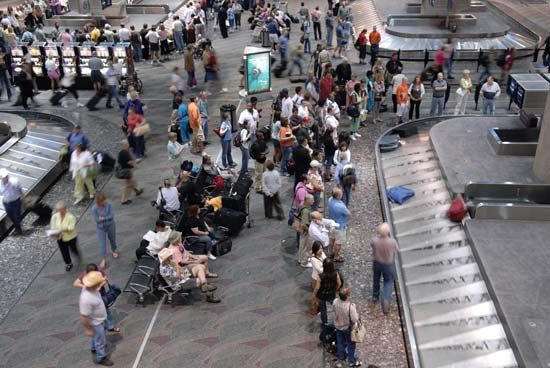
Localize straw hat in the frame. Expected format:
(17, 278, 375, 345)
(82, 271, 106, 288)
(158, 248, 174, 264)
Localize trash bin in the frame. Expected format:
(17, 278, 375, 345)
(220, 104, 237, 132)
(261, 28, 271, 48)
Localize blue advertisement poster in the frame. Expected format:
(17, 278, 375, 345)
(245, 51, 271, 95)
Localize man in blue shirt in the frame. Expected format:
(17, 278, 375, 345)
(334, 162, 357, 207)
(279, 30, 289, 67)
(65, 125, 90, 153)
(0, 168, 24, 235)
(327, 187, 350, 263)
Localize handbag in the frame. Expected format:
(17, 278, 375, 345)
(102, 282, 122, 308)
(346, 104, 360, 118)
(134, 121, 151, 137)
(213, 127, 224, 138)
(287, 206, 297, 227)
(115, 165, 131, 179)
(456, 87, 464, 96)
(291, 207, 303, 231)
(310, 297, 319, 316)
(349, 304, 366, 342)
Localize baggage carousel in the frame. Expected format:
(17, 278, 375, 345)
(0, 111, 73, 237)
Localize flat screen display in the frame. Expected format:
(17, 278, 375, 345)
(245, 51, 271, 95)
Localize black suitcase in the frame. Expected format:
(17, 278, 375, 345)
(395, 126, 418, 138)
(379, 134, 401, 152)
(231, 175, 253, 197)
(214, 207, 247, 235)
(222, 195, 247, 213)
(86, 89, 107, 110)
(186, 239, 207, 255)
(93, 151, 116, 172)
(50, 90, 68, 106)
(212, 237, 232, 257)
(28, 202, 53, 225)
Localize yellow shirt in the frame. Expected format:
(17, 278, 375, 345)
(50, 212, 77, 241)
(90, 28, 101, 42)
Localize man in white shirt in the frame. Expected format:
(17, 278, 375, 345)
(171, 16, 185, 53)
(291, 86, 304, 106)
(481, 76, 501, 116)
(117, 24, 130, 42)
(103, 24, 114, 42)
(281, 93, 294, 119)
(308, 211, 337, 250)
(156, 178, 181, 213)
(183, 3, 194, 26)
(145, 26, 160, 64)
(238, 102, 259, 139)
(145, 221, 172, 256)
(391, 68, 405, 113)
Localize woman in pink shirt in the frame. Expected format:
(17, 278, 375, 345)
(60, 28, 73, 44)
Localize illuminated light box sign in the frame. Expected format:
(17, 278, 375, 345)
(244, 47, 271, 95)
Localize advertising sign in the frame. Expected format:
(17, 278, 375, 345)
(244, 47, 271, 95)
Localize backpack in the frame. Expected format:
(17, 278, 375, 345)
(233, 132, 242, 147)
(180, 160, 194, 172)
(340, 164, 356, 186)
(212, 175, 225, 192)
(448, 197, 468, 222)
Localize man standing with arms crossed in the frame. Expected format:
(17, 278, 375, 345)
(368, 25, 381, 67)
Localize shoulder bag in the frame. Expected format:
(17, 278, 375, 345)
(115, 165, 131, 180)
(349, 303, 366, 342)
(102, 281, 122, 308)
(134, 120, 151, 137)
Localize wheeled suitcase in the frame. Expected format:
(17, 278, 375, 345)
(379, 134, 400, 152)
(395, 126, 418, 138)
(50, 90, 68, 106)
(93, 151, 116, 172)
(214, 207, 247, 235)
(212, 237, 232, 257)
(231, 175, 253, 197)
(86, 88, 108, 110)
(222, 195, 247, 213)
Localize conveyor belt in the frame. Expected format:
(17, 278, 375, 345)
(378, 128, 519, 368)
(0, 117, 70, 226)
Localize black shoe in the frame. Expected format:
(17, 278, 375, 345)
(106, 105, 113, 109)
(91, 349, 96, 354)
(88, 107, 99, 111)
(121, 200, 132, 205)
(96, 358, 114, 366)
(65, 264, 73, 272)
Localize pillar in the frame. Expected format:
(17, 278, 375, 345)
(533, 92, 550, 183)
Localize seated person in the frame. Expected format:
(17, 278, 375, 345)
(156, 178, 181, 213)
(200, 154, 235, 181)
(158, 233, 220, 303)
(176, 170, 202, 206)
(142, 220, 172, 257)
(178, 205, 217, 260)
(169, 234, 218, 278)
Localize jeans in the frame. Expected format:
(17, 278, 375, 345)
(303, 37, 311, 53)
(318, 298, 328, 324)
(91, 322, 107, 363)
(479, 66, 491, 82)
(430, 96, 445, 116)
(133, 134, 145, 158)
(107, 85, 123, 107)
(196, 235, 213, 253)
(312, 191, 321, 211)
(326, 26, 333, 47)
(313, 22, 322, 40)
(96, 222, 117, 259)
(445, 58, 453, 78)
(235, 13, 241, 28)
(342, 184, 351, 207)
(280, 146, 292, 175)
(483, 99, 495, 115)
(3, 198, 22, 233)
(372, 260, 395, 309)
(409, 99, 421, 120)
(0, 69, 12, 99)
(370, 44, 379, 65)
(173, 30, 184, 52)
(187, 70, 195, 87)
(543, 52, 549, 67)
(221, 139, 234, 167)
(239, 146, 249, 176)
(132, 43, 142, 61)
(105, 308, 115, 330)
(336, 327, 357, 364)
(57, 237, 80, 265)
(202, 118, 208, 142)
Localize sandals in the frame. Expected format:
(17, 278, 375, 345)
(107, 327, 121, 333)
(112, 252, 119, 259)
(350, 361, 363, 367)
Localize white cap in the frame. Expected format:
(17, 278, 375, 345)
(0, 168, 8, 178)
(310, 160, 322, 168)
(104, 23, 111, 29)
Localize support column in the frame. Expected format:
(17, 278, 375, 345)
(533, 92, 550, 183)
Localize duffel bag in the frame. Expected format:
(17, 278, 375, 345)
(212, 237, 232, 257)
(222, 196, 247, 213)
(214, 207, 247, 235)
(379, 134, 401, 153)
(448, 196, 467, 222)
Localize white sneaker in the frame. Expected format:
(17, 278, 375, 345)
(62, 101, 69, 108)
(73, 198, 83, 205)
(350, 134, 357, 141)
(354, 132, 361, 138)
(77, 102, 84, 107)
(301, 262, 312, 268)
(208, 254, 217, 260)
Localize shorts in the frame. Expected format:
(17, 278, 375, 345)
(396, 103, 408, 117)
(90, 70, 102, 83)
(47, 69, 59, 80)
(150, 43, 159, 51)
(329, 227, 347, 244)
(269, 33, 279, 44)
